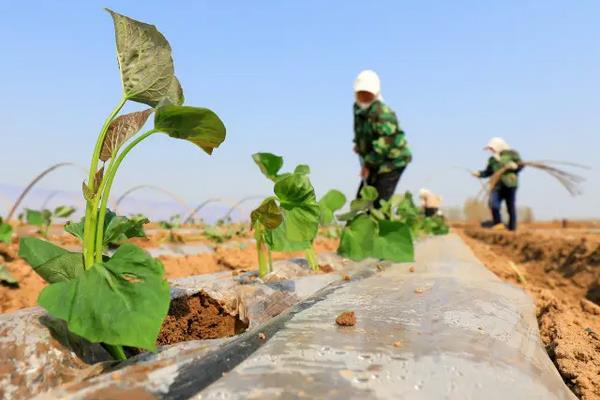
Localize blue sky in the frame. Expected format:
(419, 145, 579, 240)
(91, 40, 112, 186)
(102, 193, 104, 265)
(1, 0, 598, 219)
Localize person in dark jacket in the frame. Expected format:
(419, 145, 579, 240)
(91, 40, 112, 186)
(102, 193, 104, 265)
(472, 137, 524, 231)
(353, 70, 412, 206)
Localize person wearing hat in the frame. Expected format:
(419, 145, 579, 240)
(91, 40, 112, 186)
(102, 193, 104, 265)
(353, 70, 412, 206)
(418, 188, 443, 217)
(472, 137, 524, 231)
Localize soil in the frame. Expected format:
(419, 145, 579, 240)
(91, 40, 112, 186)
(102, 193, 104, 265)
(0, 228, 340, 314)
(335, 311, 356, 326)
(459, 227, 600, 400)
(157, 292, 247, 346)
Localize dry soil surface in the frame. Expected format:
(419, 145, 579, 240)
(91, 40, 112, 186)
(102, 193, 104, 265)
(459, 227, 600, 400)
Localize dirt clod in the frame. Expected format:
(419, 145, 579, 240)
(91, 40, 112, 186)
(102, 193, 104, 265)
(409, 266, 416, 273)
(336, 311, 356, 326)
(157, 293, 247, 346)
(393, 340, 403, 348)
(319, 264, 334, 273)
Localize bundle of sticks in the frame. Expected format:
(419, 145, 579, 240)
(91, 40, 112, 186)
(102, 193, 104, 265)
(479, 160, 587, 198)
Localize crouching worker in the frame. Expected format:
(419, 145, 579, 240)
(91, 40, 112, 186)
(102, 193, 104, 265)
(418, 188, 443, 217)
(472, 137, 524, 231)
(353, 70, 412, 207)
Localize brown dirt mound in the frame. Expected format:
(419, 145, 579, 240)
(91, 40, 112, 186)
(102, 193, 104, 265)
(157, 293, 247, 346)
(460, 228, 600, 399)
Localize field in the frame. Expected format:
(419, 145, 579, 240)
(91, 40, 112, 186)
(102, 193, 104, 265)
(0, 223, 339, 313)
(458, 222, 600, 399)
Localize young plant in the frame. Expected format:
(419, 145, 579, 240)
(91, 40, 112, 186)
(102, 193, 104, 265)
(250, 153, 320, 277)
(23, 205, 76, 237)
(17, 9, 226, 360)
(0, 217, 13, 244)
(337, 186, 414, 262)
(159, 214, 184, 243)
(318, 189, 347, 238)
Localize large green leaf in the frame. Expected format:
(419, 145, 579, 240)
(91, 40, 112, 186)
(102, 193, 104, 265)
(18, 237, 84, 283)
(251, 197, 283, 230)
(0, 223, 12, 244)
(107, 9, 183, 107)
(154, 105, 226, 155)
(252, 153, 283, 181)
(337, 217, 414, 263)
(38, 244, 170, 351)
(100, 109, 153, 161)
(337, 215, 377, 261)
(319, 189, 347, 225)
(265, 173, 320, 251)
(373, 220, 414, 262)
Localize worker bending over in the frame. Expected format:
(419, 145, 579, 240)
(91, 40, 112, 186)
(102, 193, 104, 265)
(418, 188, 442, 217)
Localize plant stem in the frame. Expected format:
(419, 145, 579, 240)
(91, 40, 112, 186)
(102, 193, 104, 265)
(255, 225, 270, 278)
(94, 129, 158, 262)
(83, 97, 127, 268)
(305, 246, 319, 271)
(103, 344, 127, 360)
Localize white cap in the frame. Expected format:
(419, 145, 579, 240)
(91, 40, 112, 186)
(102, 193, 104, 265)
(419, 188, 431, 199)
(484, 137, 510, 153)
(354, 70, 381, 96)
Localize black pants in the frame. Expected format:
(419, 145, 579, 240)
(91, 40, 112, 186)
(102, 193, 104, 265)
(424, 207, 438, 217)
(489, 185, 518, 231)
(357, 167, 405, 208)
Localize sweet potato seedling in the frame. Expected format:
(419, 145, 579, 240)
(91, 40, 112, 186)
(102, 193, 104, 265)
(22, 205, 76, 238)
(251, 153, 321, 277)
(18, 9, 226, 360)
(0, 218, 12, 244)
(337, 186, 415, 262)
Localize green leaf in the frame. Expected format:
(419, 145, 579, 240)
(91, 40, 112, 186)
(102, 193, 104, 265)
(373, 220, 414, 262)
(360, 185, 378, 201)
(107, 9, 183, 107)
(18, 237, 84, 283)
(337, 217, 414, 263)
(294, 164, 310, 175)
(337, 215, 377, 261)
(104, 211, 149, 245)
(251, 197, 283, 230)
(318, 189, 347, 225)
(0, 223, 13, 244)
(65, 211, 148, 247)
(64, 220, 84, 241)
(100, 109, 153, 161)
(154, 105, 226, 155)
(53, 205, 76, 219)
(25, 209, 51, 227)
(252, 152, 284, 181)
(265, 173, 320, 251)
(38, 244, 170, 351)
(0, 265, 18, 287)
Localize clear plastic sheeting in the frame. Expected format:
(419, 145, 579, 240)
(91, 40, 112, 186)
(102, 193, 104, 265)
(197, 235, 576, 400)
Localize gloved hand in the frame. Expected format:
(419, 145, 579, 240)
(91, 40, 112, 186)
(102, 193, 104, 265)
(471, 171, 481, 177)
(360, 166, 370, 179)
(506, 161, 519, 170)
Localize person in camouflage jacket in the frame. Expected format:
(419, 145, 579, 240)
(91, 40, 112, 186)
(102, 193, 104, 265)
(353, 70, 412, 206)
(473, 137, 524, 231)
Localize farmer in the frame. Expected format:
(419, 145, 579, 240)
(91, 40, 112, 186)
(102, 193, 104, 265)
(472, 137, 523, 231)
(418, 188, 443, 217)
(353, 70, 412, 207)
